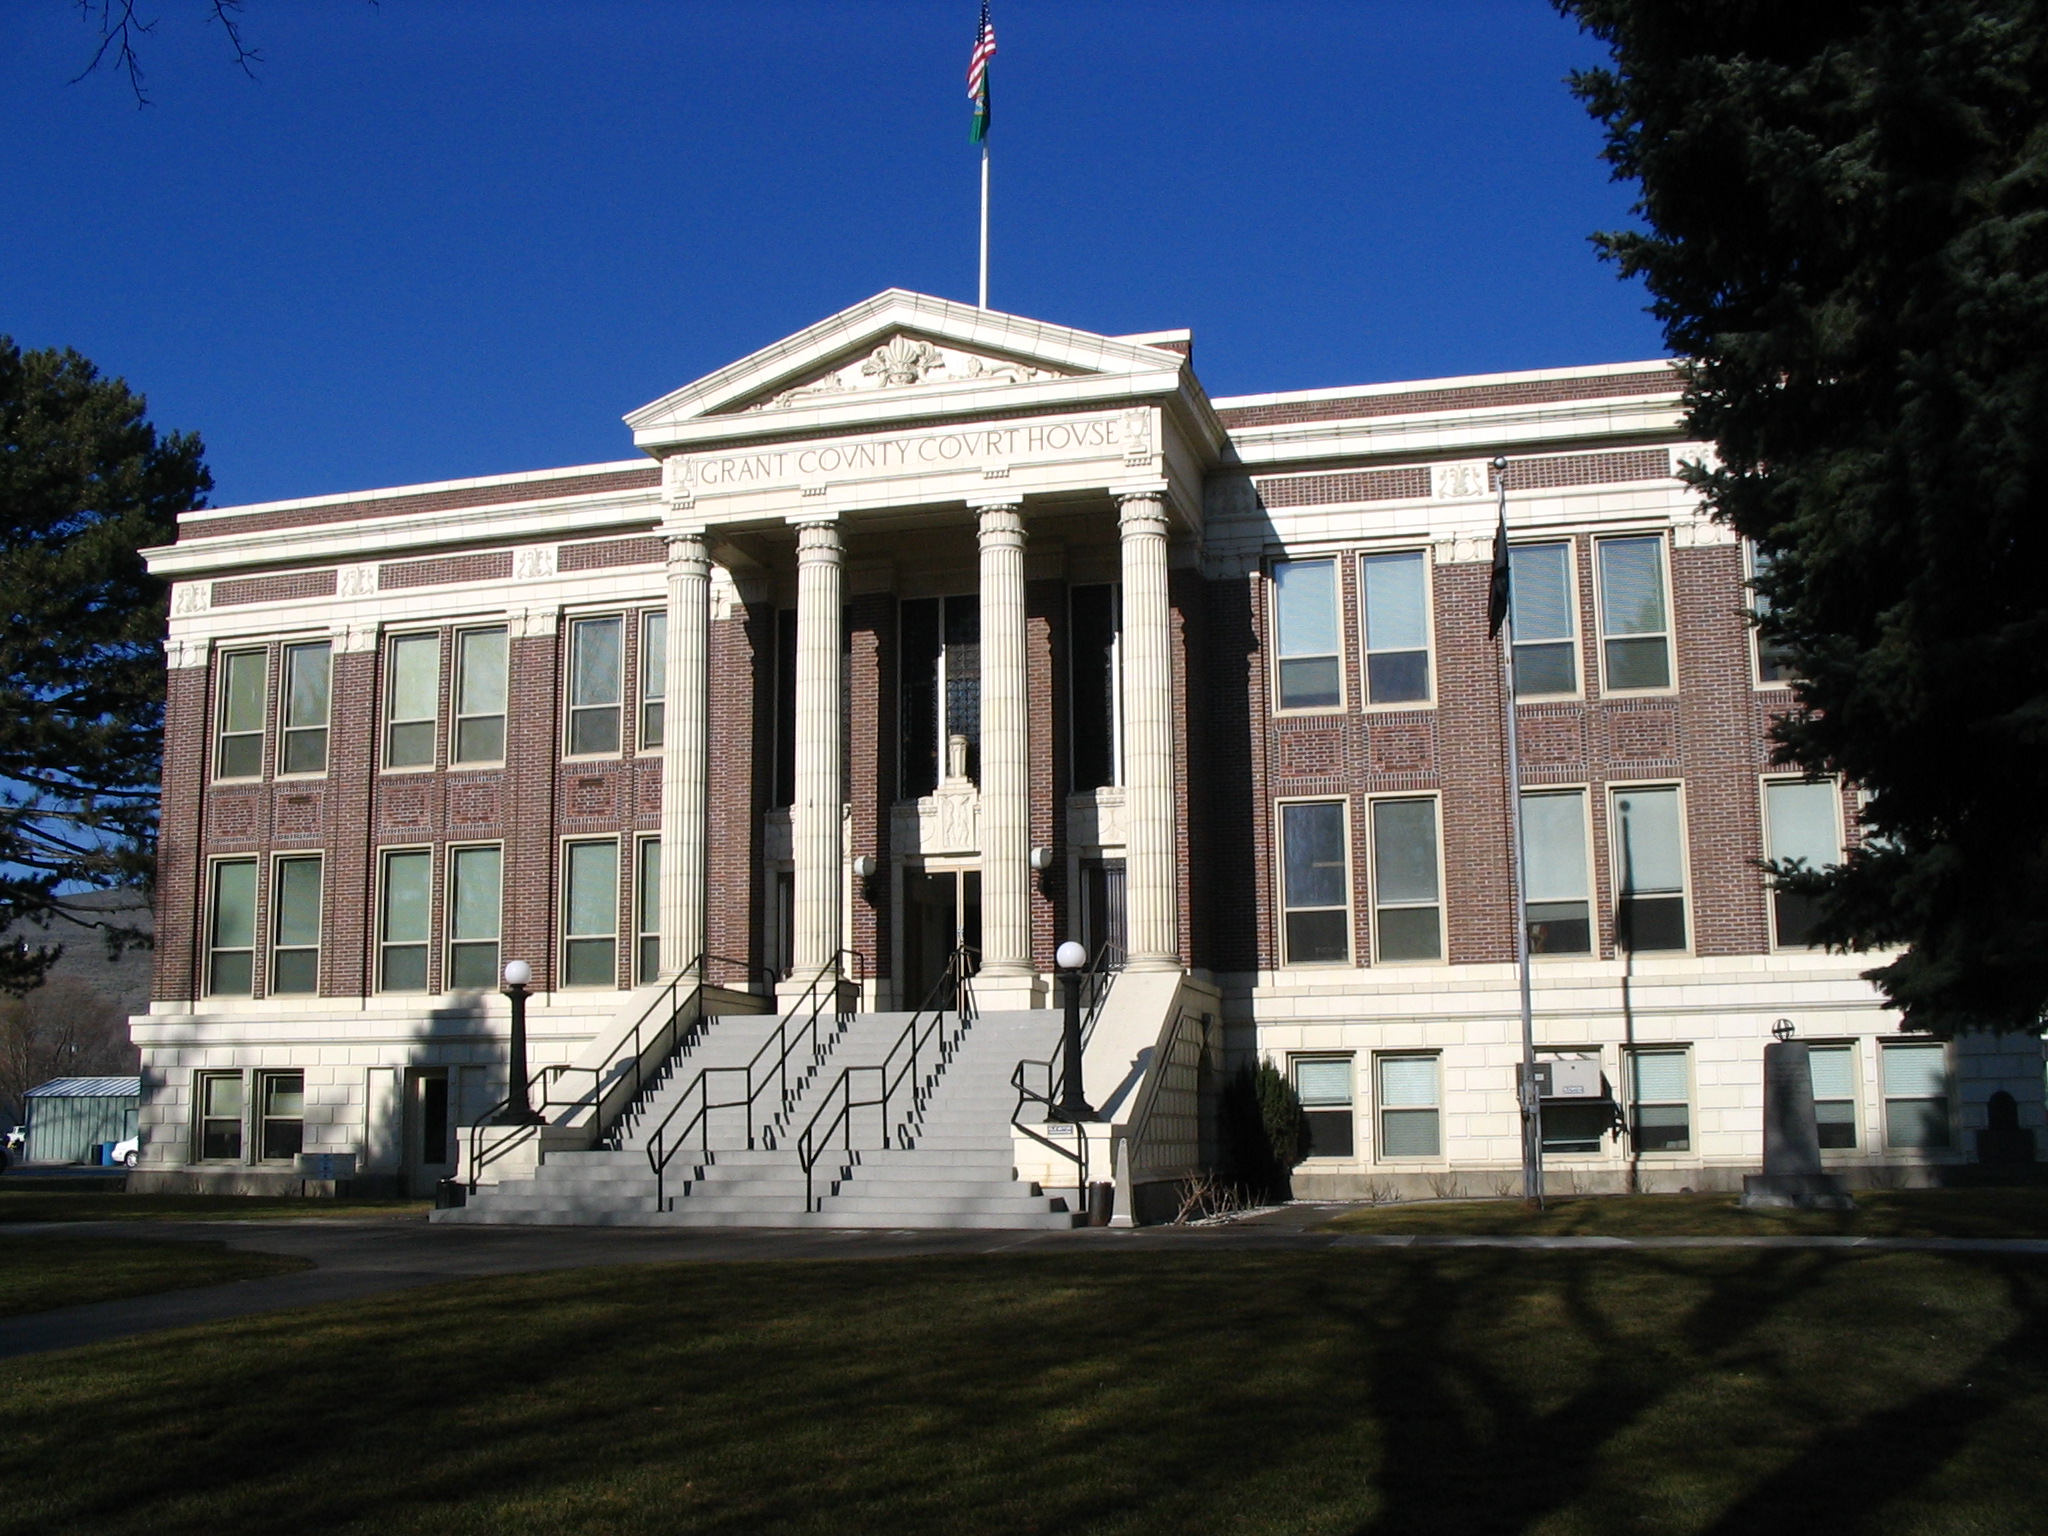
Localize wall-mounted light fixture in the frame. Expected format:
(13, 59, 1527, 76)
(851, 854, 879, 880)
(1029, 846, 1053, 871)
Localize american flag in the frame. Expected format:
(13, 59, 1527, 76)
(968, 1, 996, 143)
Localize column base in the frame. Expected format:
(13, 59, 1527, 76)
(1123, 954, 1183, 975)
(972, 972, 1048, 1010)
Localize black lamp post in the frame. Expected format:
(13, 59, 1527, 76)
(1055, 940, 1093, 1120)
(493, 959, 544, 1126)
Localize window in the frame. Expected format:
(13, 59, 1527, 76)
(1883, 1042, 1951, 1150)
(1748, 542, 1796, 684)
(1540, 1050, 1610, 1153)
(1070, 584, 1121, 791)
(1293, 1057, 1355, 1158)
(1628, 1049, 1691, 1152)
(1377, 1054, 1441, 1158)
(1360, 551, 1430, 704)
(637, 837, 662, 984)
(567, 616, 623, 756)
(563, 839, 619, 987)
(900, 595, 981, 797)
(1810, 1044, 1859, 1150)
(380, 848, 432, 992)
(197, 1073, 244, 1160)
(1596, 536, 1673, 691)
(1279, 800, 1349, 964)
(1371, 797, 1441, 962)
(1764, 779, 1842, 948)
(1521, 790, 1591, 955)
(1272, 559, 1342, 710)
(1612, 786, 1688, 951)
(270, 855, 321, 995)
(453, 627, 508, 764)
(447, 845, 502, 990)
(258, 1071, 304, 1161)
(386, 633, 440, 768)
(208, 859, 257, 996)
(640, 610, 666, 750)
(279, 641, 331, 774)
(215, 649, 267, 779)
(1508, 543, 1577, 696)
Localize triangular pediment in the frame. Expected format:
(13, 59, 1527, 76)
(625, 289, 1190, 444)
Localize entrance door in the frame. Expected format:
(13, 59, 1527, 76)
(902, 869, 981, 1007)
(1079, 857, 1127, 964)
(404, 1069, 455, 1197)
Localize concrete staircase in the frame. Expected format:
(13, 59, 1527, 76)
(437, 1004, 1075, 1229)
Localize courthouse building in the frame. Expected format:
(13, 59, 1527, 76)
(132, 290, 2044, 1216)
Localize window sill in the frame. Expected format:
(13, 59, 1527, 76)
(1359, 699, 1435, 715)
(273, 772, 330, 784)
(380, 764, 438, 777)
(1272, 706, 1350, 720)
(446, 760, 507, 774)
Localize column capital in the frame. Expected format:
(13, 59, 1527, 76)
(966, 495, 1024, 513)
(794, 519, 844, 562)
(975, 501, 1026, 547)
(665, 529, 711, 576)
(1116, 490, 1170, 536)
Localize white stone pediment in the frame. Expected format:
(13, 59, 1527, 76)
(625, 289, 1191, 447)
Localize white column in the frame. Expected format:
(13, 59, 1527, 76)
(791, 519, 844, 980)
(1117, 491, 1180, 972)
(658, 530, 710, 978)
(975, 501, 1033, 986)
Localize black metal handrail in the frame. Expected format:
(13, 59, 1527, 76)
(1009, 942, 1125, 1181)
(797, 947, 978, 1212)
(643, 949, 867, 1210)
(462, 951, 771, 1192)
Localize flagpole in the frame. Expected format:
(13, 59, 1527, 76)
(1494, 455, 1544, 1208)
(978, 142, 990, 309)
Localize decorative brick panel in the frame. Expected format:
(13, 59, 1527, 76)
(213, 570, 338, 607)
(380, 551, 514, 591)
(1610, 707, 1680, 764)
(1367, 718, 1433, 775)
(179, 466, 661, 541)
(1493, 449, 1672, 492)
(1255, 467, 1430, 509)
(560, 536, 665, 572)
(1216, 368, 1678, 430)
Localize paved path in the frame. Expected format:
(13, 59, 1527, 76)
(3, 1214, 2045, 1363)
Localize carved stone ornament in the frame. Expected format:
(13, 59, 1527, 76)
(891, 783, 981, 857)
(164, 634, 210, 669)
(1204, 476, 1260, 523)
(1431, 461, 1491, 500)
(514, 545, 558, 581)
(744, 335, 1062, 412)
(861, 335, 946, 387)
(171, 582, 211, 615)
(331, 622, 380, 654)
(1066, 787, 1127, 851)
(508, 605, 559, 639)
(1432, 532, 1495, 566)
(663, 454, 697, 506)
(1120, 407, 1154, 466)
(1673, 516, 1737, 548)
(336, 564, 377, 599)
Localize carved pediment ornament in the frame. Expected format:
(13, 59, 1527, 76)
(861, 336, 946, 387)
(745, 335, 1060, 412)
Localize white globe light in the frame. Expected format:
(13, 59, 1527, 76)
(1055, 941, 1088, 971)
(502, 960, 533, 987)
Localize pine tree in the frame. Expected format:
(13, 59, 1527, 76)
(0, 338, 210, 992)
(1559, 1, 2048, 1035)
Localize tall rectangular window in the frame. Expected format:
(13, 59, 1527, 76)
(1809, 1044, 1859, 1150)
(1508, 543, 1577, 696)
(1748, 542, 1796, 684)
(258, 1071, 304, 1161)
(270, 855, 322, 995)
(1273, 559, 1342, 710)
(1613, 785, 1687, 951)
(386, 633, 440, 768)
(279, 641, 331, 774)
(1883, 1043, 1951, 1150)
(1377, 1054, 1441, 1158)
(1280, 800, 1349, 965)
(1521, 789, 1592, 955)
(1360, 551, 1430, 704)
(637, 837, 662, 983)
(1597, 536, 1672, 691)
(567, 616, 623, 756)
(1371, 797, 1441, 962)
(1628, 1049, 1691, 1152)
(208, 859, 257, 996)
(197, 1073, 244, 1161)
(1293, 1057, 1355, 1158)
(447, 845, 502, 990)
(1070, 584, 1121, 791)
(563, 839, 619, 987)
(215, 649, 267, 780)
(453, 627, 508, 764)
(640, 610, 666, 750)
(1765, 779, 1842, 948)
(899, 596, 980, 796)
(380, 848, 432, 992)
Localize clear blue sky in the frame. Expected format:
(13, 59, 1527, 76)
(2, 2, 1661, 509)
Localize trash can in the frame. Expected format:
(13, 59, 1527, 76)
(1087, 1181, 1116, 1226)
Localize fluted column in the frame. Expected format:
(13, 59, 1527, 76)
(791, 519, 844, 979)
(659, 530, 710, 978)
(975, 501, 1032, 982)
(1118, 492, 1180, 972)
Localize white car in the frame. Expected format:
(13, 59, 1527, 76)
(113, 1136, 138, 1169)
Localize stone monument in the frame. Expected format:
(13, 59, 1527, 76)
(1740, 1021, 1856, 1210)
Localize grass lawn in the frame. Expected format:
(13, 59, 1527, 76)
(0, 1191, 430, 1223)
(1323, 1187, 2048, 1240)
(0, 1237, 310, 1318)
(3, 1249, 2046, 1534)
